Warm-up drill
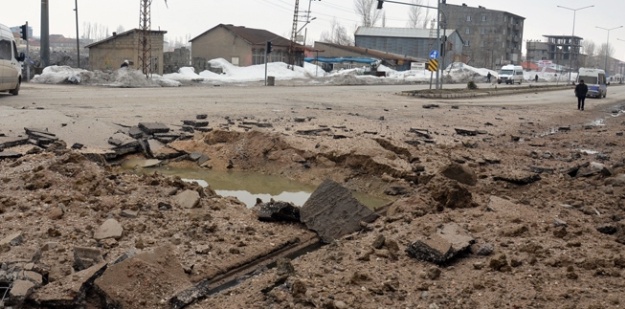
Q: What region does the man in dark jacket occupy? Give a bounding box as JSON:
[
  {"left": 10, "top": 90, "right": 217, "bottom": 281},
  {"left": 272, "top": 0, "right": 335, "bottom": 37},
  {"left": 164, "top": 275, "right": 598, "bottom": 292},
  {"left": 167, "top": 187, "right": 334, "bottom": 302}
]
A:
[{"left": 575, "top": 80, "right": 589, "bottom": 111}]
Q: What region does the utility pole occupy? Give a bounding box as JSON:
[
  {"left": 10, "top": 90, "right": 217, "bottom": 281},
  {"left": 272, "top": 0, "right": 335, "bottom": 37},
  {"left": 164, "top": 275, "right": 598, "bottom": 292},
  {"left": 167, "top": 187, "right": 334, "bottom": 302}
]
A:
[
  {"left": 139, "top": 0, "right": 153, "bottom": 76},
  {"left": 75, "top": 0, "right": 80, "bottom": 68},
  {"left": 288, "top": 0, "right": 300, "bottom": 70},
  {"left": 41, "top": 0, "right": 50, "bottom": 68}
]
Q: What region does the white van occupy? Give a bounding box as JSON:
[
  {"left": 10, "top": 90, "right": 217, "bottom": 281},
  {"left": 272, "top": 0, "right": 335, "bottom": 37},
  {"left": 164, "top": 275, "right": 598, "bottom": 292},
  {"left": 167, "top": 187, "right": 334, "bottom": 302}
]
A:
[
  {"left": 0, "top": 23, "right": 24, "bottom": 95},
  {"left": 577, "top": 68, "right": 607, "bottom": 98},
  {"left": 497, "top": 64, "right": 523, "bottom": 84}
]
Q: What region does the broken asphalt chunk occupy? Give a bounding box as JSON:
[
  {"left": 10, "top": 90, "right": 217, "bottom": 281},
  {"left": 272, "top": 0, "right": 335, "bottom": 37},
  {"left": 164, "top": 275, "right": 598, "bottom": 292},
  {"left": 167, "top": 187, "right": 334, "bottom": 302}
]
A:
[
  {"left": 406, "top": 223, "right": 475, "bottom": 265},
  {"left": 138, "top": 122, "right": 170, "bottom": 135},
  {"left": 0, "top": 136, "right": 29, "bottom": 149},
  {"left": 493, "top": 171, "right": 541, "bottom": 185},
  {"left": 257, "top": 200, "right": 301, "bottom": 222},
  {"left": 300, "top": 179, "right": 379, "bottom": 243}
]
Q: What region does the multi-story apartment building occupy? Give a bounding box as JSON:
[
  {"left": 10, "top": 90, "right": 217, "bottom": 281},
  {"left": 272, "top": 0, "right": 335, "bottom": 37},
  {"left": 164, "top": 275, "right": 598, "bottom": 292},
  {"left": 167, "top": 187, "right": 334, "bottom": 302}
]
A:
[{"left": 440, "top": 3, "right": 524, "bottom": 70}]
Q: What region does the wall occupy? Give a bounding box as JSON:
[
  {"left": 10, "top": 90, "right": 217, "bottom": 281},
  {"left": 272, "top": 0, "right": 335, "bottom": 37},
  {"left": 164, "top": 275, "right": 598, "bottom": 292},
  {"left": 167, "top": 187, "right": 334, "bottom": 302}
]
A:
[
  {"left": 88, "top": 31, "right": 165, "bottom": 74},
  {"left": 191, "top": 27, "right": 252, "bottom": 67}
]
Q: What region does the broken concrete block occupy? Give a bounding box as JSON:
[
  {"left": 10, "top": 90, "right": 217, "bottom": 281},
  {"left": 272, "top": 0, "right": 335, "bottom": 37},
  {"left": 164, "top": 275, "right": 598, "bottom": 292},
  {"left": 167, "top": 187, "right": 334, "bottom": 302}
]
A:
[
  {"left": 139, "top": 122, "right": 170, "bottom": 135},
  {"left": 300, "top": 179, "right": 379, "bottom": 243},
  {"left": 257, "top": 201, "right": 301, "bottom": 222},
  {"left": 174, "top": 190, "right": 200, "bottom": 209},
  {"left": 0, "top": 231, "right": 24, "bottom": 246},
  {"left": 23, "top": 270, "right": 43, "bottom": 285},
  {"left": 30, "top": 262, "right": 107, "bottom": 307},
  {"left": 95, "top": 246, "right": 190, "bottom": 309},
  {"left": 406, "top": 222, "right": 475, "bottom": 265},
  {"left": 94, "top": 219, "right": 123, "bottom": 241},
  {"left": 73, "top": 247, "right": 104, "bottom": 271},
  {"left": 8, "top": 279, "right": 36, "bottom": 303}
]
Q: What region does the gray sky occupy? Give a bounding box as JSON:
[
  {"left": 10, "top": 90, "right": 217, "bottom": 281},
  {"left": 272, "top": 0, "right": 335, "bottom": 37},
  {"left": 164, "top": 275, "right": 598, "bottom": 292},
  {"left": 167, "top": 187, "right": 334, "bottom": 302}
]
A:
[{"left": 3, "top": 0, "right": 625, "bottom": 62}]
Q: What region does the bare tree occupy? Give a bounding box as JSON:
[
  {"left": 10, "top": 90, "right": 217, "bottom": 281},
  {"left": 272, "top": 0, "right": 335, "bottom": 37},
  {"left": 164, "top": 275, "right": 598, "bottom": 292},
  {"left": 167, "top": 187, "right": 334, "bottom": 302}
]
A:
[
  {"left": 421, "top": 0, "right": 432, "bottom": 28},
  {"left": 582, "top": 40, "right": 596, "bottom": 67},
  {"left": 407, "top": 0, "right": 423, "bottom": 28},
  {"left": 596, "top": 42, "right": 615, "bottom": 68},
  {"left": 354, "top": 0, "right": 382, "bottom": 27},
  {"left": 320, "top": 18, "right": 354, "bottom": 45}
]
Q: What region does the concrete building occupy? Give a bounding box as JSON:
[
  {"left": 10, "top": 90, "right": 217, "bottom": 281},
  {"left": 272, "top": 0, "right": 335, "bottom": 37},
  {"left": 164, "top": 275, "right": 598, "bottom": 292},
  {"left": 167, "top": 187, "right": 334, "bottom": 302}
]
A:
[
  {"left": 190, "top": 24, "right": 304, "bottom": 71},
  {"left": 440, "top": 3, "right": 524, "bottom": 69},
  {"left": 354, "top": 27, "right": 465, "bottom": 67},
  {"left": 85, "top": 29, "right": 166, "bottom": 74}
]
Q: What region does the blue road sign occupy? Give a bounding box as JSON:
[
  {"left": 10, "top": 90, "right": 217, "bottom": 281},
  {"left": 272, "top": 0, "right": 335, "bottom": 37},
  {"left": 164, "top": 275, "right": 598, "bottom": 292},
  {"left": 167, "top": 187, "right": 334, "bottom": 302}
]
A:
[{"left": 429, "top": 50, "right": 439, "bottom": 59}]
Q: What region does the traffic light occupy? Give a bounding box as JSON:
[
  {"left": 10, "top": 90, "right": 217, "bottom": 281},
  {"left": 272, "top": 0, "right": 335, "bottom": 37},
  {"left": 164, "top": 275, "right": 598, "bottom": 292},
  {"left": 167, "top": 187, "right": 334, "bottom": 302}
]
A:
[
  {"left": 20, "top": 24, "right": 28, "bottom": 40},
  {"left": 266, "top": 41, "right": 272, "bottom": 54},
  {"left": 377, "top": 0, "right": 384, "bottom": 9}
]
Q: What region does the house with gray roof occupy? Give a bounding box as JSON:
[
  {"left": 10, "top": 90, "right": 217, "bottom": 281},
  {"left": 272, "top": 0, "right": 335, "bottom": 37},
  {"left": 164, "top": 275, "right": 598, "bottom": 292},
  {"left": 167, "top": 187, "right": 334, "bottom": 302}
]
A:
[{"left": 190, "top": 24, "right": 304, "bottom": 70}]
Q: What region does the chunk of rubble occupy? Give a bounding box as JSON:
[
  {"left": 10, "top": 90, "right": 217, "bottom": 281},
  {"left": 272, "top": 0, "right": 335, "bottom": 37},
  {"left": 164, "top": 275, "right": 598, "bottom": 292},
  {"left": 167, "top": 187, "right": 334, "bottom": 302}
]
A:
[
  {"left": 0, "top": 231, "right": 24, "bottom": 246},
  {"left": 256, "top": 200, "right": 301, "bottom": 222},
  {"left": 174, "top": 190, "right": 200, "bottom": 209},
  {"left": 300, "top": 179, "right": 379, "bottom": 243},
  {"left": 7, "top": 280, "right": 36, "bottom": 306},
  {"left": 73, "top": 247, "right": 104, "bottom": 271},
  {"left": 93, "top": 219, "right": 123, "bottom": 240},
  {"left": 94, "top": 246, "right": 191, "bottom": 309},
  {"left": 29, "top": 262, "right": 108, "bottom": 307},
  {"left": 138, "top": 122, "right": 170, "bottom": 135},
  {"left": 0, "top": 136, "right": 29, "bottom": 149},
  {"left": 493, "top": 171, "right": 541, "bottom": 185},
  {"left": 406, "top": 222, "right": 475, "bottom": 265}
]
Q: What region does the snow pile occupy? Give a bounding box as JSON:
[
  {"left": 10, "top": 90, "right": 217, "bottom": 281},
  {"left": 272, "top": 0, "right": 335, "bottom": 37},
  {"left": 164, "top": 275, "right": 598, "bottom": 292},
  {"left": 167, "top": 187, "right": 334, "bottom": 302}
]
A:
[
  {"left": 31, "top": 59, "right": 582, "bottom": 88},
  {"left": 32, "top": 66, "right": 181, "bottom": 88},
  {"left": 31, "top": 66, "right": 91, "bottom": 84}
]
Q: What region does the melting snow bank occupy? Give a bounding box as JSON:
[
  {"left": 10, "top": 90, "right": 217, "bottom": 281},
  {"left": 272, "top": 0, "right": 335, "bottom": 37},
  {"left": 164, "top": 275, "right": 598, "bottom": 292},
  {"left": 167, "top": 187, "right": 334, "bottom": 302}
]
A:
[
  {"left": 31, "top": 66, "right": 181, "bottom": 88},
  {"left": 31, "top": 60, "right": 572, "bottom": 88}
]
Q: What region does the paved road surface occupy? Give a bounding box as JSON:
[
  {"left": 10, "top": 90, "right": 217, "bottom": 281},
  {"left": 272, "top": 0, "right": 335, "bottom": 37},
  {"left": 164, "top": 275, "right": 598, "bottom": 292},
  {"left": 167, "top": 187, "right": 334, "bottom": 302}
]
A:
[{"left": 1, "top": 83, "right": 624, "bottom": 151}]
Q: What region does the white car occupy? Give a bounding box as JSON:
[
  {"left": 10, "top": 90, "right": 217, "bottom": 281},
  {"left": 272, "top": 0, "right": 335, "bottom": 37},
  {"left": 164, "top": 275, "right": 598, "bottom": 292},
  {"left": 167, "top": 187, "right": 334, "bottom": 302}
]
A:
[{"left": 0, "top": 23, "right": 24, "bottom": 95}]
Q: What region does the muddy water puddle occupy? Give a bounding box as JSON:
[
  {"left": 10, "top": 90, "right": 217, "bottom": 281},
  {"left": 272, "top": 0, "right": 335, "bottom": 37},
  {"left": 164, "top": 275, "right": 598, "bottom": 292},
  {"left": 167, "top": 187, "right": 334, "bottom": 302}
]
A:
[{"left": 120, "top": 159, "right": 391, "bottom": 209}]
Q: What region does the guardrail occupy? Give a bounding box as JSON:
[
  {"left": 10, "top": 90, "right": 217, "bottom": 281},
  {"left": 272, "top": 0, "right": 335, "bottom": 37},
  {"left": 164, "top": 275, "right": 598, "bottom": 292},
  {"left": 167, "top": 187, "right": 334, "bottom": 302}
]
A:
[{"left": 400, "top": 84, "right": 574, "bottom": 99}]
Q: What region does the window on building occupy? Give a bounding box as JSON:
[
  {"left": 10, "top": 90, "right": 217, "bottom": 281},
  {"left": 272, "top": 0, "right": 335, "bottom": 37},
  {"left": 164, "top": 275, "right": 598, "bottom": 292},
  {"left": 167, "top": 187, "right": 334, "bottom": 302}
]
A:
[
  {"left": 465, "top": 40, "right": 471, "bottom": 47},
  {"left": 480, "top": 28, "right": 486, "bottom": 35},
  {"left": 482, "top": 15, "right": 487, "bottom": 22},
  {"left": 504, "top": 16, "right": 507, "bottom": 22},
  {"left": 252, "top": 49, "right": 265, "bottom": 65},
  {"left": 465, "top": 28, "right": 470, "bottom": 35},
  {"left": 466, "top": 15, "right": 472, "bottom": 22}
]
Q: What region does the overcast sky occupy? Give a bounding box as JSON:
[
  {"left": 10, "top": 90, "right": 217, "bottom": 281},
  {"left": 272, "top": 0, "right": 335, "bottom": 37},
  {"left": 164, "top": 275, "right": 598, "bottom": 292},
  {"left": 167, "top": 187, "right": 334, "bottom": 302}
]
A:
[{"left": 3, "top": 0, "right": 625, "bottom": 62}]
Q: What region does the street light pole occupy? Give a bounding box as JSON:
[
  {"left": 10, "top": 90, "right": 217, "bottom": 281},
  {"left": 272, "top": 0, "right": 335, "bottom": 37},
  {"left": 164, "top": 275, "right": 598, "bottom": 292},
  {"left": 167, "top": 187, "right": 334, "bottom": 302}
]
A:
[
  {"left": 74, "top": 0, "right": 80, "bottom": 68},
  {"left": 557, "top": 5, "right": 593, "bottom": 82},
  {"left": 618, "top": 38, "right": 625, "bottom": 83},
  {"left": 596, "top": 25, "right": 623, "bottom": 74}
]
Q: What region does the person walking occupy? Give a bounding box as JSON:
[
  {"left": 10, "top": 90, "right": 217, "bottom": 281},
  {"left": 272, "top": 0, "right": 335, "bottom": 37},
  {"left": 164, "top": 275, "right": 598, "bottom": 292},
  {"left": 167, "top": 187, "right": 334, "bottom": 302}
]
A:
[
  {"left": 486, "top": 72, "right": 492, "bottom": 83},
  {"left": 575, "top": 79, "right": 589, "bottom": 111},
  {"left": 534, "top": 74, "right": 538, "bottom": 83}
]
